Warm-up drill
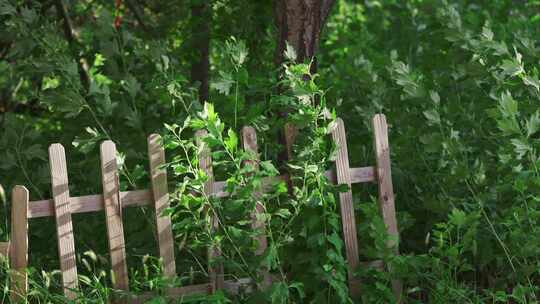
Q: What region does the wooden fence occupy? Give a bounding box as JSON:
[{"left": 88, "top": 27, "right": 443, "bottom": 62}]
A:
[{"left": 0, "top": 114, "right": 401, "bottom": 302}]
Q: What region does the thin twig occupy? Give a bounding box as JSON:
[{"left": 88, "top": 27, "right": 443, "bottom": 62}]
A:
[{"left": 54, "top": 0, "right": 90, "bottom": 91}]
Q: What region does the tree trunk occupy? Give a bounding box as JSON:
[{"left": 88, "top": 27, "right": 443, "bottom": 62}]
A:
[
  {"left": 190, "top": 1, "right": 211, "bottom": 103},
  {"left": 274, "top": 0, "right": 336, "bottom": 163},
  {"left": 274, "top": 0, "right": 335, "bottom": 70}
]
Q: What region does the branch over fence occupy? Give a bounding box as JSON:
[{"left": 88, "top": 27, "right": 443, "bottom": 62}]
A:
[{"left": 3, "top": 114, "right": 401, "bottom": 302}]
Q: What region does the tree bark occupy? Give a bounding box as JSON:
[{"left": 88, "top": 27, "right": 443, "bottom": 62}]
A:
[
  {"left": 274, "top": 0, "right": 336, "bottom": 162},
  {"left": 274, "top": 0, "right": 335, "bottom": 70},
  {"left": 190, "top": 1, "right": 211, "bottom": 103}
]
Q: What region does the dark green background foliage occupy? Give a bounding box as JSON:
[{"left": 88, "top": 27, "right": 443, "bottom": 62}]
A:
[{"left": 0, "top": 0, "right": 539, "bottom": 303}]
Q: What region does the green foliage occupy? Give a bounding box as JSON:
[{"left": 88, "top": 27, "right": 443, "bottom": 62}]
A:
[
  {"left": 321, "top": 0, "right": 540, "bottom": 301},
  {"left": 1, "top": 0, "right": 540, "bottom": 303}
]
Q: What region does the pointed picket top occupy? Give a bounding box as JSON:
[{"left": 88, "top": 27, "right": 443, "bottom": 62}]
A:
[
  {"left": 372, "top": 114, "right": 402, "bottom": 302},
  {"left": 100, "top": 140, "right": 130, "bottom": 292}
]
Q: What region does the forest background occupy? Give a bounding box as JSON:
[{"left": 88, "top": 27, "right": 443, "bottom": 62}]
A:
[{"left": 0, "top": 0, "right": 539, "bottom": 303}]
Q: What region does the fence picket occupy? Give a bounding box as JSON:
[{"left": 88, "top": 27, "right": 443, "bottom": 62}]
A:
[
  {"left": 372, "top": 114, "right": 402, "bottom": 302},
  {"left": 100, "top": 141, "right": 129, "bottom": 294},
  {"left": 331, "top": 118, "right": 361, "bottom": 297},
  {"left": 6, "top": 116, "right": 399, "bottom": 301},
  {"left": 148, "top": 134, "right": 177, "bottom": 278},
  {"left": 10, "top": 185, "right": 28, "bottom": 303},
  {"left": 240, "top": 126, "right": 271, "bottom": 289},
  {"left": 195, "top": 130, "right": 224, "bottom": 291},
  {"left": 49, "top": 144, "right": 79, "bottom": 298}
]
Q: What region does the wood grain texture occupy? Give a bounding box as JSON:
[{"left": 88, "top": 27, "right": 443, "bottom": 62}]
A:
[
  {"left": 28, "top": 190, "right": 151, "bottom": 218},
  {"left": 100, "top": 141, "right": 129, "bottom": 293},
  {"left": 10, "top": 185, "right": 28, "bottom": 303},
  {"left": 195, "top": 130, "right": 224, "bottom": 292},
  {"left": 331, "top": 118, "right": 361, "bottom": 297},
  {"left": 372, "top": 115, "right": 399, "bottom": 244},
  {"left": 240, "top": 126, "right": 271, "bottom": 289},
  {"left": 49, "top": 144, "right": 78, "bottom": 298},
  {"left": 148, "top": 134, "right": 176, "bottom": 278},
  {"left": 372, "top": 114, "right": 402, "bottom": 302}
]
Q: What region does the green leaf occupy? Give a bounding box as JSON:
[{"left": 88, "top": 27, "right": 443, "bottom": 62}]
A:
[
  {"left": 260, "top": 160, "right": 279, "bottom": 176},
  {"left": 211, "top": 71, "right": 234, "bottom": 95},
  {"left": 93, "top": 53, "right": 106, "bottom": 67},
  {"left": 41, "top": 76, "right": 60, "bottom": 90},
  {"left": 449, "top": 208, "right": 467, "bottom": 228},
  {"left": 499, "top": 58, "right": 523, "bottom": 77},
  {"left": 189, "top": 119, "right": 206, "bottom": 130},
  {"left": 498, "top": 91, "right": 518, "bottom": 117},
  {"left": 203, "top": 102, "right": 217, "bottom": 123},
  {"left": 0, "top": 1, "right": 16, "bottom": 15},
  {"left": 270, "top": 282, "right": 289, "bottom": 304},
  {"left": 284, "top": 42, "right": 297, "bottom": 61},
  {"left": 224, "top": 128, "right": 238, "bottom": 153},
  {"left": 526, "top": 111, "right": 540, "bottom": 138},
  {"left": 274, "top": 209, "right": 291, "bottom": 218},
  {"left": 327, "top": 232, "right": 343, "bottom": 251},
  {"left": 123, "top": 74, "right": 140, "bottom": 98},
  {"left": 429, "top": 90, "right": 440, "bottom": 104},
  {"left": 511, "top": 138, "right": 531, "bottom": 158},
  {"left": 423, "top": 109, "right": 440, "bottom": 125},
  {"left": 522, "top": 75, "right": 540, "bottom": 92}
]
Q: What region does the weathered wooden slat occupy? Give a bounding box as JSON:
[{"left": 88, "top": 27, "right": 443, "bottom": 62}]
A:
[
  {"left": 196, "top": 130, "right": 224, "bottom": 292},
  {"left": 0, "top": 241, "right": 9, "bottom": 258},
  {"left": 211, "top": 166, "right": 375, "bottom": 198},
  {"left": 100, "top": 141, "right": 129, "bottom": 293},
  {"left": 131, "top": 278, "right": 253, "bottom": 303},
  {"left": 148, "top": 134, "right": 176, "bottom": 278},
  {"left": 331, "top": 118, "right": 361, "bottom": 297},
  {"left": 240, "top": 126, "right": 271, "bottom": 289},
  {"left": 49, "top": 144, "right": 78, "bottom": 298},
  {"left": 372, "top": 114, "right": 402, "bottom": 302},
  {"left": 10, "top": 185, "right": 28, "bottom": 303},
  {"left": 372, "top": 115, "right": 399, "bottom": 248},
  {"left": 348, "top": 166, "right": 376, "bottom": 184},
  {"left": 28, "top": 190, "right": 151, "bottom": 218},
  {"left": 26, "top": 166, "right": 376, "bottom": 218}
]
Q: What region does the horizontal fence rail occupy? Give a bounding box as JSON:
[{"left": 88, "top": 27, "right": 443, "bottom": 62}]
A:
[
  {"left": 25, "top": 166, "right": 375, "bottom": 218},
  {"left": 5, "top": 114, "right": 401, "bottom": 302}
]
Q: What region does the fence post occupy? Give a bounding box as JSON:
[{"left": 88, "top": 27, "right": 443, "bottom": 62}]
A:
[
  {"left": 147, "top": 134, "right": 176, "bottom": 278},
  {"left": 241, "top": 126, "right": 271, "bottom": 289},
  {"left": 195, "top": 130, "right": 224, "bottom": 292},
  {"left": 372, "top": 114, "right": 402, "bottom": 302},
  {"left": 100, "top": 141, "right": 130, "bottom": 296},
  {"left": 331, "top": 118, "right": 361, "bottom": 297},
  {"left": 49, "top": 144, "right": 79, "bottom": 299},
  {"left": 10, "top": 185, "right": 28, "bottom": 303}
]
